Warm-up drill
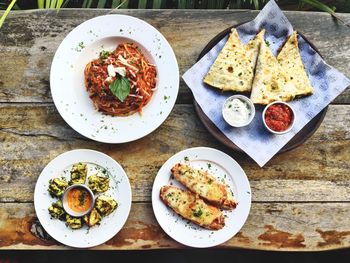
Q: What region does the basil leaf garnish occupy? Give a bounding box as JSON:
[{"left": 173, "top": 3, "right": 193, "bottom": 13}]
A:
[{"left": 109, "top": 77, "right": 130, "bottom": 102}]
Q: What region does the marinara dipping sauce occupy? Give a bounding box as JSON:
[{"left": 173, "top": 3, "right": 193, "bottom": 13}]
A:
[
  {"left": 62, "top": 184, "right": 94, "bottom": 217},
  {"left": 263, "top": 102, "right": 295, "bottom": 133}
]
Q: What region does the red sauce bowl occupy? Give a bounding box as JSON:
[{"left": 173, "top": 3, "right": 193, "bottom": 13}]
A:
[{"left": 262, "top": 101, "right": 295, "bottom": 135}]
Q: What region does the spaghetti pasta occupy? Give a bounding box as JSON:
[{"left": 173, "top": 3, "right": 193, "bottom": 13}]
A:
[{"left": 84, "top": 43, "right": 157, "bottom": 116}]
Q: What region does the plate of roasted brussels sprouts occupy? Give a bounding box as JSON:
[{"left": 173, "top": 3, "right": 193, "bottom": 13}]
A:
[{"left": 34, "top": 149, "right": 132, "bottom": 248}]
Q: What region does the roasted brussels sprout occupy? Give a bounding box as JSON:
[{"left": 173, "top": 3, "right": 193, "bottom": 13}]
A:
[
  {"left": 88, "top": 175, "right": 110, "bottom": 193},
  {"left": 66, "top": 215, "right": 83, "bottom": 229},
  {"left": 69, "top": 163, "right": 87, "bottom": 185},
  {"left": 48, "top": 178, "right": 68, "bottom": 197},
  {"left": 83, "top": 208, "right": 102, "bottom": 227},
  {"left": 95, "top": 195, "right": 118, "bottom": 216},
  {"left": 48, "top": 200, "right": 66, "bottom": 220}
]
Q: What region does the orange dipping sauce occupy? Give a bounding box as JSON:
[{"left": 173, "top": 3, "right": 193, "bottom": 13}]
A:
[{"left": 67, "top": 187, "right": 92, "bottom": 213}]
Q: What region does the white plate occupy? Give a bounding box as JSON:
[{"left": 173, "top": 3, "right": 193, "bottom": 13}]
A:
[
  {"left": 152, "top": 147, "right": 251, "bottom": 248},
  {"left": 34, "top": 149, "right": 132, "bottom": 248},
  {"left": 50, "top": 15, "right": 179, "bottom": 143}
]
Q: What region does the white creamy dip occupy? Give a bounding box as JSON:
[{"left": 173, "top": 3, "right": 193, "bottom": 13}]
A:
[{"left": 223, "top": 98, "right": 252, "bottom": 126}]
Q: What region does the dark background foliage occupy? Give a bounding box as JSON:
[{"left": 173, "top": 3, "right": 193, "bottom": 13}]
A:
[{"left": 1, "top": 0, "right": 350, "bottom": 12}]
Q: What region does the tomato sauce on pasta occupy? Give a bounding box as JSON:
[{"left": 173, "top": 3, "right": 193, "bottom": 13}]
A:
[{"left": 84, "top": 43, "right": 157, "bottom": 116}]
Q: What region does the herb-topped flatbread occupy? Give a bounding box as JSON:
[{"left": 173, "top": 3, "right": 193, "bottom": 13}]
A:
[
  {"left": 250, "top": 35, "right": 296, "bottom": 105},
  {"left": 277, "top": 31, "right": 313, "bottom": 97},
  {"left": 160, "top": 185, "right": 225, "bottom": 230},
  {"left": 245, "top": 29, "right": 265, "bottom": 77},
  {"left": 171, "top": 163, "right": 236, "bottom": 210},
  {"left": 204, "top": 29, "right": 254, "bottom": 92}
]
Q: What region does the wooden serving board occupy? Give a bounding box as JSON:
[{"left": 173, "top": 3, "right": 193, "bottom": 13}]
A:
[{"left": 193, "top": 26, "right": 327, "bottom": 153}]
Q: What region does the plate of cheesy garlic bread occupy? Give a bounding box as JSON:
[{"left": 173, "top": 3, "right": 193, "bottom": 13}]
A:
[{"left": 152, "top": 147, "right": 251, "bottom": 248}]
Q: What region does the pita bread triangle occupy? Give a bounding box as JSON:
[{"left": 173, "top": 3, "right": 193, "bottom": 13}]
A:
[
  {"left": 277, "top": 31, "right": 314, "bottom": 97},
  {"left": 250, "top": 32, "right": 296, "bottom": 105},
  {"left": 204, "top": 28, "right": 257, "bottom": 92},
  {"left": 246, "top": 29, "right": 265, "bottom": 76}
]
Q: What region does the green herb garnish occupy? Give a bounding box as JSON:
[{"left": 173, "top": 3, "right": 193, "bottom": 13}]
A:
[
  {"left": 99, "top": 50, "right": 110, "bottom": 60},
  {"left": 109, "top": 77, "right": 130, "bottom": 102},
  {"left": 79, "top": 191, "right": 86, "bottom": 206},
  {"left": 78, "top": 42, "right": 85, "bottom": 49},
  {"left": 193, "top": 208, "right": 203, "bottom": 217},
  {"left": 265, "top": 40, "right": 270, "bottom": 47}
]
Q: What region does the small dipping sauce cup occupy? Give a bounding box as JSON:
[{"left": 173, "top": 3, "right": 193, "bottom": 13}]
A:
[
  {"left": 262, "top": 101, "right": 295, "bottom": 135},
  {"left": 62, "top": 184, "right": 95, "bottom": 217},
  {"left": 222, "top": 95, "right": 255, "bottom": 127}
]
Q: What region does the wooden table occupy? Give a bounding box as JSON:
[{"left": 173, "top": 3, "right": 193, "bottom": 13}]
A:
[{"left": 0, "top": 9, "right": 349, "bottom": 251}]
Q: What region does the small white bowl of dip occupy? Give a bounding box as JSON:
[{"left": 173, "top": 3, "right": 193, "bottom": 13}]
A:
[
  {"left": 62, "top": 184, "right": 95, "bottom": 217},
  {"left": 222, "top": 95, "right": 255, "bottom": 127}
]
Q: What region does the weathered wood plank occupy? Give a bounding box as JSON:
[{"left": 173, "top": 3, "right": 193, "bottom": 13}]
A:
[
  {"left": 0, "top": 10, "right": 349, "bottom": 104},
  {"left": 0, "top": 104, "right": 349, "bottom": 202},
  {"left": 1, "top": 202, "right": 349, "bottom": 251},
  {"left": 1, "top": 9, "right": 349, "bottom": 252}
]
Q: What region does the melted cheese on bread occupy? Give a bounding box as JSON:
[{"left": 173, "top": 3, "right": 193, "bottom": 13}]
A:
[
  {"left": 250, "top": 37, "right": 296, "bottom": 104},
  {"left": 203, "top": 29, "right": 254, "bottom": 92},
  {"left": 277, "top": 31, "right": 313, "bottom": 97},
  {"left": 171, "top": 163, "right": 236, "bottom": 209},
  {"left": 160, "top": 185, "right": 225, "bottom": 230}
]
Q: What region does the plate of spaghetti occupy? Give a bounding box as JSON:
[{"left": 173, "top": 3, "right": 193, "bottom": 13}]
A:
[
  {"left": 84, "top": 43, "right": 157, "bottom": 116},
  {"left": 50, "top": 15, "right": 179, "bottom": 143}
]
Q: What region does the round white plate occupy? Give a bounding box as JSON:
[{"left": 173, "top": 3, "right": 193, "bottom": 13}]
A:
[
  {"left": 152, "top": 147, "right": 251, "bottom": 248},
  {"left": 50, "top": 15, "right": 179, "bottom": 143},
  {"left": 34, "top": 149, "right": 132, "bottom": 248}
]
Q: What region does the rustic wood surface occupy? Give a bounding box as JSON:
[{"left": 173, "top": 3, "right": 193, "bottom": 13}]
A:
[{"left": 0, "top": 9, "right": 349, "bottom": 251}]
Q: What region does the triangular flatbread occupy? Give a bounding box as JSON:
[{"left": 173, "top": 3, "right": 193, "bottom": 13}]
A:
[
  {"left": 277, "top": 31, "right": 313, "bottom": 97},
  {"left": 246, "top": 29, "right": 265, "bottom": 75},
  {"left": 204, "top": 29, "right": 255, "bottom": 92},
  {"left": 250, "top": 35, "right": 296, "bottom": 105}
]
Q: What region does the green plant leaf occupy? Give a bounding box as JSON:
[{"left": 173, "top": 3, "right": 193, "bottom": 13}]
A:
[
  {"left": 177, "top": 0, "right": 186, "bottom": 9},
  {"left": 138, "top": 0, "right": 147, "bottom": 9},
  {"left": 301, "top": 0, "right": 348, "bottom": 25},
  {"left": 119, "top": 0, "right": 129, "bottom": 8},
  {"left": 301, "top": 0, "right": 336, "bottom": 14},
  {"left": 153, "top": 0, "right": 163, "bottom": 9},
  {"left": 112, "top": 0, "right": 121, "bottom": 8},
  {"left": 50, "top": 0, "right": 57, "bottom": 8},
  {"left": 82, "top": 0, "right": 94, "bottom": 8},
  {"left": 109, "top": 77, "right": 130, "bottom": 102},
  {"left": 0, "top": 0, "right": 16, "bottom": 29},
  {"left": 253, "top": 0, "right": 259, "bottom": 9},
  {"left": 56, "top": 0, "right": 64, "bottom": 12},
  {"left": 186, "top": 0, "right": 195, "bottom": 8},
  {"left": 97, "top": 0, "right": 107, "bottom": 8},
  {"left": 38, "top": 0, "right": 44, "bottom": 9},
  {"left": 228, "top": 0, "right": 265, "bottom": 9}
]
